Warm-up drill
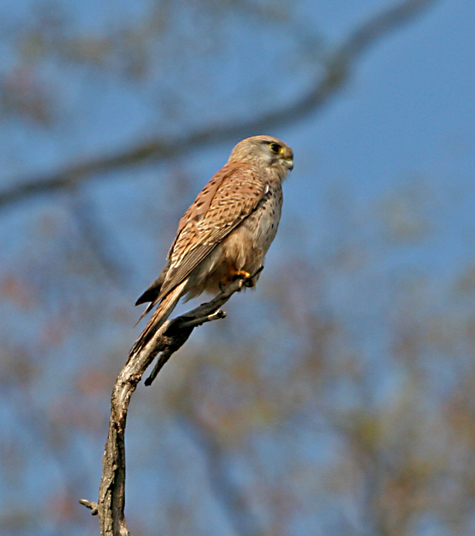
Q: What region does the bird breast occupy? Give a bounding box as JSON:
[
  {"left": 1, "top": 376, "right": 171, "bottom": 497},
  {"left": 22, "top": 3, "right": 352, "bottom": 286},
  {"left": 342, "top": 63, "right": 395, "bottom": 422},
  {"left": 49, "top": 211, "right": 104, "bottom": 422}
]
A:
[{"left": 185, "top": 182, "right": 283, "bottom": 298}]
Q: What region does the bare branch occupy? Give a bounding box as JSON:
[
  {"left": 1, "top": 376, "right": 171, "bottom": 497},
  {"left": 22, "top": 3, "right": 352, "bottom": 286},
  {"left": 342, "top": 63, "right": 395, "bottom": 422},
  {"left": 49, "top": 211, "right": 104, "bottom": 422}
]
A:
[
  {"left": 80, "top": 277, "right": 247, "bottom": 536},
  {"left": 179, "top": 415, "right": 265, "bottom": 536},
  {"left": 144, "top": 309, "right": 227, "bottom": 386},
  {"left": 1, "top": 0, "right": 439, "bottom": 211}
]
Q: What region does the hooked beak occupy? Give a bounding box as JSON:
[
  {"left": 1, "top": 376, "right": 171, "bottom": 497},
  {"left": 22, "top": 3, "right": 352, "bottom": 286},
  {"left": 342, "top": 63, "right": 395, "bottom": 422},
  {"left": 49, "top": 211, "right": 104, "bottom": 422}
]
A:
[{"left": 284, "top": 158, "right": 294, "bottom": 171}]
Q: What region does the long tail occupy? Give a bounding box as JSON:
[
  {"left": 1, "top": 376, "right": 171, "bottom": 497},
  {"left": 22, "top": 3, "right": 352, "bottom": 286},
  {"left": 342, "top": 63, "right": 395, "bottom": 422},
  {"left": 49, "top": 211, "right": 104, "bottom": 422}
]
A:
[{"left": 129, "top": 279, "right": 188, "bottom": 357}]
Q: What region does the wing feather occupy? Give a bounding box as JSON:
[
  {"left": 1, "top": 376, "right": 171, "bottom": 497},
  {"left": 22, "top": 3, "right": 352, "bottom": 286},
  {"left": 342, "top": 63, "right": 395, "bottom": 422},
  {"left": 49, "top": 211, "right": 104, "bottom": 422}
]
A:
[{"left": 158, "top": 162, "right": 266, "bottom": 299}]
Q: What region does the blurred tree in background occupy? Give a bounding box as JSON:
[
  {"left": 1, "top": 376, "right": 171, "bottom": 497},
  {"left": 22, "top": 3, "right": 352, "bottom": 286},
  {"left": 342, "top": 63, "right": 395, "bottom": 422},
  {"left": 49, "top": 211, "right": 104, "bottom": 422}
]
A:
[{"left": 2, "top": 0, "right": 475, "bottom": 535}]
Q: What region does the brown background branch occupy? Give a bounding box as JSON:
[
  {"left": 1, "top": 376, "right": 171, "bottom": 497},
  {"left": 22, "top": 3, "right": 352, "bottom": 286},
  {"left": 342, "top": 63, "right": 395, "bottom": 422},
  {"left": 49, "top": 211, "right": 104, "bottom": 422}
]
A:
[
  {"left": 0, "top": 0, "right": 438, "bottom": 211},
  {"left": 179, "top": 415, "right": 265, "bottom": 536}
]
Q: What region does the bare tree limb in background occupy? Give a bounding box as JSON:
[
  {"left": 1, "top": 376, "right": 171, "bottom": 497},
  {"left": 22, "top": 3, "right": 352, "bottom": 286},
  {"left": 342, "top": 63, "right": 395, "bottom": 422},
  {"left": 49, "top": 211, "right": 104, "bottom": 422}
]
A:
[
  {"left": 179, "top": 415, "right": 265, "bottom": 536},
  {"left": 79, "top": 277, "right": 249, "bottom": 536},
  {"left": 0, "top": 0, "right": 438, "bottom": 211}
]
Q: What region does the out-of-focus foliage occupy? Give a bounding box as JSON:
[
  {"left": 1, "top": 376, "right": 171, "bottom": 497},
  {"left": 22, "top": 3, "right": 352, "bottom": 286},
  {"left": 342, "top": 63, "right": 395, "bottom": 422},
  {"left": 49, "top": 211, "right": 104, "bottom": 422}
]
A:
[{"left": 2, "top": 1, "right": 475, "bottom": 536}]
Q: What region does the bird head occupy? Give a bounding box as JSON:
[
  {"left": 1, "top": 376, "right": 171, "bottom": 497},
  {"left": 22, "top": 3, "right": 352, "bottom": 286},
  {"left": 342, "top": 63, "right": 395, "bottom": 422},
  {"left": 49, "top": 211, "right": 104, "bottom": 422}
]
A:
[{"left": 228, "top": 135, "right": 294, "bottom": 177}]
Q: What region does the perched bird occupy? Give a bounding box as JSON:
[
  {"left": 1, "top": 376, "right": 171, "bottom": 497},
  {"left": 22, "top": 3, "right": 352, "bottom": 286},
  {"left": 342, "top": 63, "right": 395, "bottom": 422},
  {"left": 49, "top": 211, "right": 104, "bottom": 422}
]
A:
[{"left": 130, "top": 135, "right": 293, "bottom": 356}]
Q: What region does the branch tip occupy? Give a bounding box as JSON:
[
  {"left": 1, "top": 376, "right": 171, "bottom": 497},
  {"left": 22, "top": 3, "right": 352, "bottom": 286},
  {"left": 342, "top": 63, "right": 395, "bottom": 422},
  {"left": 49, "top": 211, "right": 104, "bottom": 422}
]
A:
[{"left": 79, "top": 498, "right": 99, "bottom": 515}]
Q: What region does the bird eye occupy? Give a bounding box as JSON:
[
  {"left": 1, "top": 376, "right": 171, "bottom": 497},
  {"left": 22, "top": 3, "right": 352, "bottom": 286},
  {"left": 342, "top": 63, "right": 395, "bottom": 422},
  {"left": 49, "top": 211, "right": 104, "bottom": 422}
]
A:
[{"left": 269, "top": 143, "right": 282, "bottom": 154}]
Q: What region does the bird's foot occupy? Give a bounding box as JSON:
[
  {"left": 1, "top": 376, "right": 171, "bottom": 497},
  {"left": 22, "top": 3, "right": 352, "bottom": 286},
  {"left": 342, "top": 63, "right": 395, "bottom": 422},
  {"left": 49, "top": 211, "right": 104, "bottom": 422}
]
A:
[
  {"left": 230, "top": 269, "right": 252, "bottom": 281},
  {"left": 220, "top": 269, "right": 255, "bottom": 291}
]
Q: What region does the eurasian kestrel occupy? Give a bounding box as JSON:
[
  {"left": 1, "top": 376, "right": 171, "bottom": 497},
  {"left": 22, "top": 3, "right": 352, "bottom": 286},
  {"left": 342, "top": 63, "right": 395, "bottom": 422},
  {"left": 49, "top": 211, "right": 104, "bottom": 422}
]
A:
[{"left": 130, "top": 135, "right": 293, "bottom": 356}]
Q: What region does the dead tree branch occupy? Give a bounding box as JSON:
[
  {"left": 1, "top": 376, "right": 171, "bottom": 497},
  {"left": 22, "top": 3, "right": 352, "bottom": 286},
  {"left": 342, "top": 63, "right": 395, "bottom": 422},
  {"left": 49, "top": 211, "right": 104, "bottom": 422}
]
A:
[
  {"left": 80, "top": 277, "right": 248, "bottom": 536},
  {"left": 0, "top": 0, "right": 438, "bottom": 211}
]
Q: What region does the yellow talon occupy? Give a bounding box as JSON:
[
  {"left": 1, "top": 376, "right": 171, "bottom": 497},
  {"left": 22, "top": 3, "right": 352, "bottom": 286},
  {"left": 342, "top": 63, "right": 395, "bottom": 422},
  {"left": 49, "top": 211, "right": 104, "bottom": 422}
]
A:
[
  {"left": 230, "top": 269, "right": 255, "bottom": 288},
  {"left": 219, "top": 269, "right": 253, "bottom": 290},
  {"left": 230, "top": 269, "right": 252, "bottom": 281}
]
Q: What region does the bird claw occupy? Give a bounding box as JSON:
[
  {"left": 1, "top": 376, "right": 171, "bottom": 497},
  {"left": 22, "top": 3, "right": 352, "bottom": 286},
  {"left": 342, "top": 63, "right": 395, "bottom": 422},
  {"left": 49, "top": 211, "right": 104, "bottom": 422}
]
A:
[
  {"left": 219, "top": 267, "right": 264, "bottom": 291},
  {"left": 219, "top": 269, "right": 255, "bottom": 291},
  {"left": 230, "top": 270, "right": 252, "bottom": 282},
  {"left": 231, "top": 269, "right": 256, "bottom": 288},
  {"left": 245, "top": 266, "right": 264, "bottom": 287}
]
